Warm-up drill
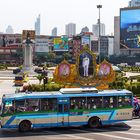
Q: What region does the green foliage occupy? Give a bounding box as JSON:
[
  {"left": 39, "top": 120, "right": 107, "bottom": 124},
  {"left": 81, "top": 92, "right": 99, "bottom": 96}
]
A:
[
  {"left": 27, "top": 83, "right": 65, "bottom": 92},
  {"left": 34, "top": 74, "right": 44, "bottom": 84},
  {"left": 0, "top": 64, "right": 7, "bottom": 70}
]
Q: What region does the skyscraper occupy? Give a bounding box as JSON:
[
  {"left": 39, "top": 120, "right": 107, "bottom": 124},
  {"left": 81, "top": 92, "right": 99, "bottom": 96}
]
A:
[
  {"left": 6, "top": 25, "right": 14, "bottom": 34},
  {"left": 92, "top": 19, "right": 105, "bottom": 37},
  {"left": 65, "top": 23, "right": 76, "bottom": 36},
  {"left": 129, "top": 0, "right": 140, "bottom": 7},
  {"left": 52, "top": 27, "right": 57, "bottom": 36},
  {"left": 35, "top": 14, "right": 40, "bottom": 35}
]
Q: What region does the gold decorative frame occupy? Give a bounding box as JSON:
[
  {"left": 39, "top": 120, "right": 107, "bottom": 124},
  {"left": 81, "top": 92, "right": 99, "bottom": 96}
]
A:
[
  {"left": 96, "top": 59, "right": 115, "bottom": 83},
  {"left": 76, "top": 45, "right": 97, "bottom": 85}
]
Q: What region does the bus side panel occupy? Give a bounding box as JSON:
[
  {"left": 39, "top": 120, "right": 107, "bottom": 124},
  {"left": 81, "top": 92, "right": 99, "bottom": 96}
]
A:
[{"left": 69, "top": 115, "right": 87, "bottom": 126}]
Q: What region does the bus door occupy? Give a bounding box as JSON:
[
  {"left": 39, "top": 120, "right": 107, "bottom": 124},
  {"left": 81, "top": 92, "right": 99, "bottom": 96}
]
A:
[{"left": 57, "top": 98, "right": 69, "bottom": 126}]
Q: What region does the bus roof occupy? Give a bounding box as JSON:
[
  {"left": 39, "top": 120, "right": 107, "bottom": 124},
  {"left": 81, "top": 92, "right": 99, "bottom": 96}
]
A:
[
  {"left": 59, "top": 87, "right": 98, "bottom": 93},
  {"left": 2, "top": 89, "right": 133, "bottom": 101}
]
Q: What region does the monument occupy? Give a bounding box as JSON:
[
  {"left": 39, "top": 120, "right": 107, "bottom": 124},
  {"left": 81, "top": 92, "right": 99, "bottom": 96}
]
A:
[{"left": 22, "top": 30, "right": 35, "bottom": 74}]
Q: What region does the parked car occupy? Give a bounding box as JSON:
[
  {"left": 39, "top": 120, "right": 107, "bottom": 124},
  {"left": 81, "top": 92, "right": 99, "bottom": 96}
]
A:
[{"left": 13, "top": 68, "right": 21, "bottom": 74}]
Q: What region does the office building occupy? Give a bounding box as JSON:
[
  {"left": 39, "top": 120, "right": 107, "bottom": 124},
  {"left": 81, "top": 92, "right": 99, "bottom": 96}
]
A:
[
  {"left": 129, "top": 0, "right": 140, "bottom": 7},
  {"left": 114, "top": 16, "right": 120, "bottom": 55},
  {"left": 52, "top": 27, "right": 57, "bottom": 36},
  {"left": 81, "top": 26, "right": 89, "bottom": 33},
  {"left": 92, "top": 19, "right": 105, "bottom": 37},
  {"left": 35, "top": 14, "right": 40, "bottom": 35},
  {"left": 6, "top": 25, "right": 14, "bottom": 34},
  {"left": 65, "top": 23, "right": 76, "bottom": 36}
]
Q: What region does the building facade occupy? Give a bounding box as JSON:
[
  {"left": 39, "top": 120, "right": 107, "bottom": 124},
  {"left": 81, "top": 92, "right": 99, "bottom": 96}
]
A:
[
  {"left": 129, "top": 0, "right": 140, "bottom": 7},
  {"left": 6, "top": 25, "right": 14, "bottom": 34},
  {"left": 52, "top": 27, "right": 57, "bottom": 36},
  {"left": 114, "top": 16, "right": 120, "bottom": 55},
  {"left": 92, "top": 19, "right": 105, "bottom": 37},
  {"left": 81, "top": 26, "right": 89, "bottom": 33},
  {"left": 35, "top": 14, "right": 40, "bottom": 35},
  {"left": 65, "top": 23, "right": 76, "bottom": 36}
]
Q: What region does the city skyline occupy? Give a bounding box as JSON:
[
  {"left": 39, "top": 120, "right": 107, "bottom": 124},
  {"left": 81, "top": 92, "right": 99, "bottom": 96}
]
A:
[{"left": 0, "top": 0, "right": 129, "bottom": 35}]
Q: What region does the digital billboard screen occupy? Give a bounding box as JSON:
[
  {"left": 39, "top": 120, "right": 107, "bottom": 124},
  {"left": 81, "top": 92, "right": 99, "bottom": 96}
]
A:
[
  {"left": 120, "top": 7, "right": 140, "bottom": 49},
  {"left": 53, "top": 36, "right": 69, "bottom": 51}
]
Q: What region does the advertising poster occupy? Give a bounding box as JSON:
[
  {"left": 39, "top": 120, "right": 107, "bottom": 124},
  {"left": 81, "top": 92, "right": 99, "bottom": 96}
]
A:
[
  {"left": 22, "top": 30, "right": 35, "bottom": 43},
  {"left": 81, "top": 36, "right": 90, "bottom": 46},
  {"left": 0, "top": 34, "right": 21, "bottom": 47},
  {"left": 120, "top": 8, "right": 140, "bottom": 49},
  {"left": 53, "top": 36, "right": 69, "bottom": 51}
]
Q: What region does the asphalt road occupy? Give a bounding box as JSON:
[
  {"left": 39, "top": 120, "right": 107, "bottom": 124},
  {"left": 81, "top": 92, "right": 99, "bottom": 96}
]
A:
[{"left": 0, "top": 119, "right": 140, "bottom": 140}]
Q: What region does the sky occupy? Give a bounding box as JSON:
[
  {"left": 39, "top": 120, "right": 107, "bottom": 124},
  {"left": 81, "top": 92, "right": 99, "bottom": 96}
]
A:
[{"left": 0, "top": 0, "right": 130, "bottom": 35}]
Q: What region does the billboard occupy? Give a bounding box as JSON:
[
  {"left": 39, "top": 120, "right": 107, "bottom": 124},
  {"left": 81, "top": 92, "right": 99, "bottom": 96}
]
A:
[
  {"left": 81, "top": 36, "right": 90, "bottom": 46},
  {"left": 53, "top": 36, "right": 69, "bottom": 51},
  {"left": 22, "top": 30, "right": 35, "bottom": 43},
  {"left": 0, "top": 34, "right": 22, "bottom": 47},
  {"left": 120, "top": 7, "right": 140, "bottom": 49},
  {"left": 35, "top": 36, "right": 50, "bottom": 53}
]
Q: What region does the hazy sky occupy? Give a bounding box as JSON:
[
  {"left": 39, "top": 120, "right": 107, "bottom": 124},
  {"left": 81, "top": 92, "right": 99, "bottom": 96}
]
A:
[{"left": 0, "top": 0, "right": 129, "bottom": 35}]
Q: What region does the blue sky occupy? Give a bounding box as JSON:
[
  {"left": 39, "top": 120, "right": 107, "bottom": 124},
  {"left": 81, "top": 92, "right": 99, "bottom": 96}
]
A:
[{"left": 0, "top": 0, "right": 129, "bottom": 35}]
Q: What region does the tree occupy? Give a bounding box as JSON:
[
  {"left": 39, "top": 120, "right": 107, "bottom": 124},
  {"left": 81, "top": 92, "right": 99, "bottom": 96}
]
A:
[{"left": 35, "top": 74, "right": 44, "bottom": 84}]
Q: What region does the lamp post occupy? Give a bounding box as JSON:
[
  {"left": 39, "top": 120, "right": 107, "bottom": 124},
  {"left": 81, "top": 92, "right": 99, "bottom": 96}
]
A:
[{"left": 97, "top": 5, "right": 102, "bottom": 63}]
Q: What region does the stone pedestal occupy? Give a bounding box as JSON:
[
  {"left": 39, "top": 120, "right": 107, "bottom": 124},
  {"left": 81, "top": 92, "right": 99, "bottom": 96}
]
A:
[{"left": 22, "top": 44, "right": 35, "bottom": 76}]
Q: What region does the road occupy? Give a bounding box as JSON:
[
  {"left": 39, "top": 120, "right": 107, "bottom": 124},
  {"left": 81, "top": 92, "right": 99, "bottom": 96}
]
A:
[{"left": 0, "top": 119, "right": 140, "bottom": 140}]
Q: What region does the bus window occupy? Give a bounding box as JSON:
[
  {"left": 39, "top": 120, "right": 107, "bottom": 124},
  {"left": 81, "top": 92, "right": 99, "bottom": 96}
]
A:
[
  {"left": 15, "top": 99, "right": 26, "bottom": 113},
  {"left": 103, "top": 96, "right": 118, "bottom": 109},
  {"left": 70, "top": 97, "right": 86, "bottom": 110},
  {"left": 3, "top": 101, "right": 14, "bottom": 115},
  {"left": 41, "top": 98, "right": 57, "bottom": 112},
  {"left": 118, "top": 96, "right": 132, "bottom": 108},
  {"left": 87, "top": 97, "right": 102, "bottom": 110},
  {"left": 25, "top": 99, "right": 40, "bottom": 112}
]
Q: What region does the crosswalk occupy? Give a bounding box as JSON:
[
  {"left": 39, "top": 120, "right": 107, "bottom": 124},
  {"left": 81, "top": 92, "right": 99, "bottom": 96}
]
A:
[{"left": 1, "top": 119, "right": 140, "bottom": 140}]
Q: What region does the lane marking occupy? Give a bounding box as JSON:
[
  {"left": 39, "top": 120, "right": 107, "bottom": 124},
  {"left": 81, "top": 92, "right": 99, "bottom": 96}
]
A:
[
  {"left": 110, "top": 126, "right": 140, "bottom": 131},
  {"left": 44, "top": 130, "right": 94, "bottom": 140},
  {"left": 70, "top": 129, "right": 139, "bottom": 140},
  {"left": 117, "top": 131, "right": 140, "bottom": 136}
]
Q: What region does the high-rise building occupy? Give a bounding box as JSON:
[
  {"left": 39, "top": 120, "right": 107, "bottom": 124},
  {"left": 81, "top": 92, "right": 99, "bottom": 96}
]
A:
[
  {"left": 114, "top": 16, "right": 120, "bottom": 55},
  {"left": 65, "top": 23, "right": 76, "bottom": 36},
  {"left": 92, "top": 19, "right": 105, "bottom": 37},
  {"left": 6, "top": 25, "right": 14, "bottom": 34},
  {"left": 52, "top": 27, "right": 57, "bottom": 36},
  {"left": 81, "top": 26, "right": 89, "bottom": 33},
  {"left": 129, "top": 0, "right": 140, "bottom": 7},
  {"left": 35, "top": 14, "right": 40, "bottom": 35}
]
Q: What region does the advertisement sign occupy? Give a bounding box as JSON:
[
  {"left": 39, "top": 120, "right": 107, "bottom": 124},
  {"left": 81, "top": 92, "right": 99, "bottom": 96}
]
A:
[
  {"left": 53, "top": 36, "right": 69, "bottom": 51},
  {"left": 22, "top": 30, "right": 35, "bottom": 43},
  {"left": 81, "top": 36, "right": 90, "bottom": 45},
  {"left": 35, "top": 37, "right": 50, "bottom": 52},
  {"left": 0, "top": 34, "right": 21, "bottom": 47},
  {"left": 120, "top": 8, "right": 140, "bottom": 49}
]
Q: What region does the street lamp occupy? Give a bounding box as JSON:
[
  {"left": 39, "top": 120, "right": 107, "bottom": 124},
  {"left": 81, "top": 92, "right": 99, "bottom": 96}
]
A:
[{"left": 97, "top": 4, "right": 102, "bottom": 63}]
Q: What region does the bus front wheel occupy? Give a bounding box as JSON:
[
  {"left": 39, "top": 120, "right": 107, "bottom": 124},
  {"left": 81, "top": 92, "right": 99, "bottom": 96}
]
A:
[
  {"left": 88, "top": 117, "right": 101, "bottom": 128},
  {"left": 19, "top": 120, "right": 31, "bottom": 132}
]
